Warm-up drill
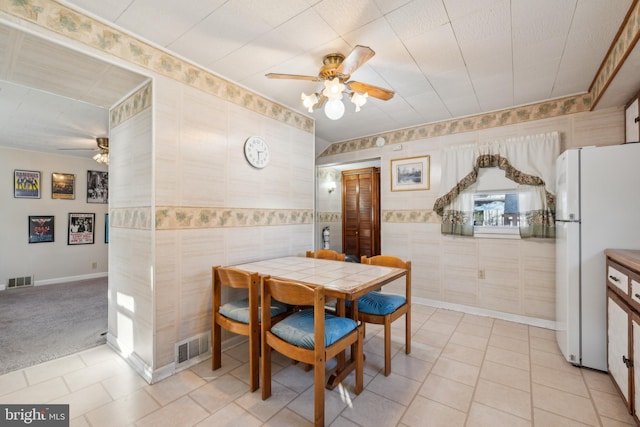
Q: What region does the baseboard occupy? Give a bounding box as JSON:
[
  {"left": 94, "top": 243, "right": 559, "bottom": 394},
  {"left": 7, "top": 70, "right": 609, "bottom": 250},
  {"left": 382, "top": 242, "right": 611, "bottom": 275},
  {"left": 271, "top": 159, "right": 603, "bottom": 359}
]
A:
[
  {"left": 35, "top": 272, "right": 108, "bottom": 286},
  {"left": 413, "top": 297, "right": 557, "bottom": 330}
]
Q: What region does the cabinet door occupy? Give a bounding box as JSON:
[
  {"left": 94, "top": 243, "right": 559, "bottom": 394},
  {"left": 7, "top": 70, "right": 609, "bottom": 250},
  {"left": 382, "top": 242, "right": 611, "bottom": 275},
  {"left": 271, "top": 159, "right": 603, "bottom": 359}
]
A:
[
  {"left": 634, "top": 315, "right": 640, "bottom": 418},
  {"left": 626, "top": 97, "right": 639, "bottom": 143},
  {"left": 609, "top": 293, "right": 630, "bottom": 404},
  {"left": 342, "top": 167, "right": 380, "bottom": 258}
]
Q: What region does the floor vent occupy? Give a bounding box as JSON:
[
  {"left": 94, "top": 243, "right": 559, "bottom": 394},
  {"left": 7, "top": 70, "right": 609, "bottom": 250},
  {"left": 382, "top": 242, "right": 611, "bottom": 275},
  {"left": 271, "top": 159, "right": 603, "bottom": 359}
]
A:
[
  {"left": 175, "top": 333, "right": 209, "bottom": 366},
  {"left": 7, "top": 276, "right": 33, "bottom": 289}
]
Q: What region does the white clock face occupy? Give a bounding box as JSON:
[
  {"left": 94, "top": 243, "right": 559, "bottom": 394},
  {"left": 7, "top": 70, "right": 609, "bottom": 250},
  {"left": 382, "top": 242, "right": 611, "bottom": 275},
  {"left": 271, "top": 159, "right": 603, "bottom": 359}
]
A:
[{"left": 244, "top": 136, "right": 270, "bottom": 169}]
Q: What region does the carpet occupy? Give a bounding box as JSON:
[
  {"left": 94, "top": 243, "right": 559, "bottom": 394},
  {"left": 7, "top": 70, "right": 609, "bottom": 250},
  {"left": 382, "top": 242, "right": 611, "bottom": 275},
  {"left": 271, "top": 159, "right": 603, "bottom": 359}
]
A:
[{"left": 0, "top": 277, "right": 107, "bottom": 375}]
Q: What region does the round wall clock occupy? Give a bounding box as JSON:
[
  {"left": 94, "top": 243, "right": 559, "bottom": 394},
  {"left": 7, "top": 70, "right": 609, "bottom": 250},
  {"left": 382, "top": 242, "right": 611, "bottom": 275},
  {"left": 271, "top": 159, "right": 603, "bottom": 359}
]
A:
[{"left": 244, "top": 136, "right": 270, "bottom": 169}]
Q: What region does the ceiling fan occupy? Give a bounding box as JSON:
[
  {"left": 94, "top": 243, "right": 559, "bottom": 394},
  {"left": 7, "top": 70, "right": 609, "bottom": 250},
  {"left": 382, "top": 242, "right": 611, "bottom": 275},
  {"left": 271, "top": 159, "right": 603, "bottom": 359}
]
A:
[
  {"left": 266, "top": 45, "right": 394, "bottom": 119},
  {"left": 58, "top": 137, "right": 109, "bottom": 165}
]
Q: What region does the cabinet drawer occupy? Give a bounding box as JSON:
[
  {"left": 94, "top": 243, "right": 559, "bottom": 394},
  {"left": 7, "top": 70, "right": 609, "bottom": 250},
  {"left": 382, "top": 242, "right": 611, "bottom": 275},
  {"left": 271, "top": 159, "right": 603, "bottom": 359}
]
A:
[{"left": 609, "top": 264, "right": 630, "bottom": 294}]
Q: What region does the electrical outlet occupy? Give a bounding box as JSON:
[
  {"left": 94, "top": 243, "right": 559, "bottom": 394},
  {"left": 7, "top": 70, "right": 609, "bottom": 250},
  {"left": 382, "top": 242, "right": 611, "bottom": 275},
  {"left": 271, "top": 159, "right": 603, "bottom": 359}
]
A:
[
  {"left": 478, "top": 269, "right": 485, "bottom": 279},
  {"left": 92, "top": 262, "right": 97, "bottom": 269}
]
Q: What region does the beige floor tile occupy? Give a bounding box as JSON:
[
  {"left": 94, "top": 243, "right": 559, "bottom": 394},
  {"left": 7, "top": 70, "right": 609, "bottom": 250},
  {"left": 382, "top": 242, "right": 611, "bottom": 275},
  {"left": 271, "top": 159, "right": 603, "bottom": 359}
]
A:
[
  {"left": 69, "top": 415, "right": 90, "bottom": 427},
  {"left": 135, "top": 395, "right": 209, "bottom": 427},
  {"left": 530, "top": 335, "right": 562, "bottom": 354},
  {"left": 287, "top": 382, "right": 349, "bottom": 425},
  {"left": 480, "top": 360, "right": 530, "bottom": 392},
  {"left": 235, "top": 380, "right": 299, "bottom": 421},
  {"left": 421, "top": 319, "right": 458, "bottom": 336},
  {"left": 329, "top": 415, "right": 360, "bottom": 427},
  {"left": 23, "top": 354, "right": 86, "bottom": 385},
  {"left": 530, "top": 348, "right": 581, "bottom": 375},
  {"left": 64, "top": 358, "right": 132, "bottom": 392},
  {"left": 473, "top": 378, "right": 531, "bottom": 419},
  {"left": 272, "top": 363, "right": 316, "bottom": 393},
  {"left": 532, "top": 383, "right": 599, "bottom": 425},
  {"left": 429, "top": 309, "right": 464, "bottom": 325},
  {"left": 467, "top": 402, "right": 531, "bottom": 427},
  {"left": 419, "top": 373, "right": 474, "bottom": 412},
  {"left": 401, "top": 395, "right": 466, "bottom": 427},
  {"left": 400, "top": 340, "right": 441, "bottom": 364},
  {"left": 195, "top": 402, "right": 262, "bottom": 427},
  {"left": 387, "top": 352, "right": 433, "bottom": 382},
  {"left": 531, "top": 363, "right": 589, "bottom": 396},
  {"left": 188, "top": 373, "right": 251, "bottom": 413},
  {"left": 529, "top": 326, "right": 556, "bottom": 341},
  {"left": 365, "top": 371, "right": 421, "bottom": 405},
  {"left": 488, "top": 333, "right": 530, "bottom": 355},
  {"left": 441, "top": 342, "right": 485, "bottom": 366},
  {"left": 1, "top": 377, "right": 70, "bottom": 404},
  {"left": 412, "top": 328, "right": 451, "bottom": 349},
  {"left": 430, "top": 357, "right": 480, "bottom": 386},
  {"left": 448, "top": 330, "right": 489, "bottom": 352},
  {"left": 460, "top": 313, "right": 495, "bottom": 328},
  {"left": 84, "top": 388, "right": 159, "bottom": 427},
  {"left": 192, "top": 352, "right": 243, "bottom": 381},
  {"left": 491, "top": 321, "right": 529, "bottom": 341},
  {"left": 484, "top": 345, "right": 530, "bottom": 370},
  {"left": 341, "top": 390, "right": 406, "bottom": 426},
  {"left": 100, "top": 368, "right": 149, "bottom": 400},
  {"left": 0, "top": 370, "right": 28, "bottom": 397},
  {"left": 262, "top": 407, "right": 313, "bottom": 426},
  {"left": 533, "top": 408, "right": 592, "bottom": 426},
  {"left": 143, "top": 369, "right": 207, "bottom": 406},
  {"left": 581, "top": 368, "right": 620, "bottom": 395},
  {"left": 590, "top": 389, "right": 637, "bottom": 424},
  {"left": 453, "top": 321, "right": 492, "bottom": 338},
  {"left": 48, "top": 382, "right": 113, "bottom": 419},
  {"left": 78, "top": 345, "right": 121, "bottom": 366},
  {"left": 600, "top": 415, "right": 637, "bottom": 426}
]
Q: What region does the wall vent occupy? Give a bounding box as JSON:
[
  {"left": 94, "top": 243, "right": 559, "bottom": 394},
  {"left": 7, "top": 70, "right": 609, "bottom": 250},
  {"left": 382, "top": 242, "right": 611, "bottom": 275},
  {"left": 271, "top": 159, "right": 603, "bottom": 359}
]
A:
[
  {"left": 175, "top": 333, "right": 209, "bottom": 366},
  {"left": 7, "top": 276, "right": 33, "bottom": 289}
]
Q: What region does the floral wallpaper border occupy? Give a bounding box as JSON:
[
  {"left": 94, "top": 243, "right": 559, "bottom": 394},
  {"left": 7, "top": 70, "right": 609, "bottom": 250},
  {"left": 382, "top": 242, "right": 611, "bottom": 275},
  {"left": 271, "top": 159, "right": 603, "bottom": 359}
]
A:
[
  {"left": 155, "top": 207, "right": 314, "bottom": 230},
  {"left": 317, "top": 212, "right": 341, "bottom": 223},
  {"left": 383, "top": 210, "right": 440, "bottom": 224},
  {"left": 110, "top": 82, "right": 152, "bottom": 128},
  {"left": 0, "top": 0, "right": 312, "bottom": 134}
]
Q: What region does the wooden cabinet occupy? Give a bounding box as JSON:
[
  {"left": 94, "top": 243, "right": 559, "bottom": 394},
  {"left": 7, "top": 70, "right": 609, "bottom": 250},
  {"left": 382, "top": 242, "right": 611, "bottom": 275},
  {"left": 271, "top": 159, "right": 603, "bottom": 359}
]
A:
[
  {"left": 625, "top": 93, "right": 640, "bottom": 143},
  {"left": 605, "top": 249, "right": 640, "bottom": 423},
  {"left": 342, "top": 167, "right": 380, "bottom": 258}
]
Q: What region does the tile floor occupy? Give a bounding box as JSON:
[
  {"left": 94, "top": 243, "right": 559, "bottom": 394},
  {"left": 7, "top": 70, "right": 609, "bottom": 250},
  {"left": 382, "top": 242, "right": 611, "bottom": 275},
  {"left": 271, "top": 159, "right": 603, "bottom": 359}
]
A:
[{"left": 0, "top": 305, "right": 636, "bottom": 426}]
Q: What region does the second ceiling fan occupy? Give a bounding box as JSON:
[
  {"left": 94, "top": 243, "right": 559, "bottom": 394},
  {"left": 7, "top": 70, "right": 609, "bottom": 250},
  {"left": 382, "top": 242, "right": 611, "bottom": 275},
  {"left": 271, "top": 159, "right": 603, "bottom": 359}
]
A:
[{"left": 266, "top": 45, "right": 394, "bottom": 119}]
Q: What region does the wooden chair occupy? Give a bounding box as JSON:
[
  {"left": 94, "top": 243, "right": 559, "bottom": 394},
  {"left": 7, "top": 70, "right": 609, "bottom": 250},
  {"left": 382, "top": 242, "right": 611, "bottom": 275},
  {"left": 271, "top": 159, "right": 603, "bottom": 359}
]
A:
[
  {"left": 306, "top": 249, "right": 346, "bottom": 261},
  {"left": 261, "top": 276, "right": 363, "bottom": 426},
  {"left": 211, "top": 266, "right": 292, "bottom": 392},
  {"left": 357, "top": 255, "right": 411, "bottom": 376}
]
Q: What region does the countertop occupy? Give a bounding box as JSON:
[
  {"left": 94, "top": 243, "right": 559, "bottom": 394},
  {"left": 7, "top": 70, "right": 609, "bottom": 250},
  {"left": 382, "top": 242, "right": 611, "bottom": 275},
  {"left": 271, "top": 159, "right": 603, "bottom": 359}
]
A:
[{"left": 605, "top": 249, "right": 640, "bottom": 272}]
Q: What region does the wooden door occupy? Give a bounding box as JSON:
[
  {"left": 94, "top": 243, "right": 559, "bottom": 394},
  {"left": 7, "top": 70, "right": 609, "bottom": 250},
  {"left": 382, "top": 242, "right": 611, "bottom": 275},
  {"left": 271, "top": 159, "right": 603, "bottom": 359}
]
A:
[{"left": 342, "top": 167, "right": 380, "bottom": 258}]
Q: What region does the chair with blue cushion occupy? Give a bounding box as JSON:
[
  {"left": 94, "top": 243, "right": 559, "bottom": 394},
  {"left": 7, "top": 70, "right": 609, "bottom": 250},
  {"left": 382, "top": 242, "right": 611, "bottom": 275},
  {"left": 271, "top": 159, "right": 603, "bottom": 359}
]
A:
[
  {"left": 211, "top": 266, "right": 292, "bottom": 392},
  {"left": 260, "top": 276, "right": 363, "bottom": 427},
  {"left": 358, "top": 255, "right": 411, "bottom": 376}
]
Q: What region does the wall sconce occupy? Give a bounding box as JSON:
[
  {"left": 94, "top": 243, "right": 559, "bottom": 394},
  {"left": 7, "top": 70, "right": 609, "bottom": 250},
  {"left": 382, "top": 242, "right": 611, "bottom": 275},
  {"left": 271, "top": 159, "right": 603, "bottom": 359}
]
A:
[{"left": 328, "top": 182, "right": 337, "bottom": 193}]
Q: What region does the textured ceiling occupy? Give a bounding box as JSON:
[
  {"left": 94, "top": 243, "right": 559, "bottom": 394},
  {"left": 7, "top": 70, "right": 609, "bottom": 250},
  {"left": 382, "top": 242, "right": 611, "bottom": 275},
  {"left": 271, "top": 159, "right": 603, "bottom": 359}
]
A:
[{"left": 0, "top": 0, "right": 638, "bottom": 159}]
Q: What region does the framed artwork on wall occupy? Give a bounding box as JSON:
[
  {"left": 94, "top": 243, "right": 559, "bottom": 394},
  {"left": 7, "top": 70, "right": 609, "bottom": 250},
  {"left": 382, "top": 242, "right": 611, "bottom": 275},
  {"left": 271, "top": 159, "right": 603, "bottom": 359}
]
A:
[
  {"left": 14, "top": 169, "right": 41, "bottom": 199},
  {"left": 390, "top": 156, "right": 430, "bottom": 192},
  {"left": 28, "top": 215, "right": 54, "bottom": 243},
  {"left": 68, "top": 213, "right": 95, "bottom": 245},
  {"left": 51, "top": 172, "right": 75, "bottom": 199},
  {"left": 87, "top": 170, "right": 108, "bottom": 204}
]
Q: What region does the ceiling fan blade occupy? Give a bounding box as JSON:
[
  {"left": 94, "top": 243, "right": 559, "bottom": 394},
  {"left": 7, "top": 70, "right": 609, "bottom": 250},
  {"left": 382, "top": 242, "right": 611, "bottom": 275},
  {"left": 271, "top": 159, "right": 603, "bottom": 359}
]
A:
[
  {"left": 347, "top": 81, "right": 395, "bottom": 101},
  {"left": 314, "top": 94, "right": 328, "bottom": 109},
  {"left": 265, "top": 73, "right": 320, "bottom": 81},
  {"left": 337, "top": 45, "right": 375, "bottom": 76}
]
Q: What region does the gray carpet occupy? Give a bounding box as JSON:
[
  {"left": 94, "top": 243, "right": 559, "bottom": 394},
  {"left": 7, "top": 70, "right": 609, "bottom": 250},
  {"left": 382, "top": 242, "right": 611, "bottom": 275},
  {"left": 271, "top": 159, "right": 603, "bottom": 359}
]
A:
[{"left": 0, "top": 277, "right": 107, "bottom": 375}]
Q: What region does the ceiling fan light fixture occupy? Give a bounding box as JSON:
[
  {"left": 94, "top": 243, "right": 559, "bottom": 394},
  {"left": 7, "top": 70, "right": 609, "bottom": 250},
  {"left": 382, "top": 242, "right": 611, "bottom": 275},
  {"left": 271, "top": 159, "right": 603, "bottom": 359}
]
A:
[
  {"left": 301, "top": 92, "right": 318, "bottom": 112},
  {"left": 322, "top": 78, "right": 345, "bottom": 100},
  {"left": 351, "top": 91, "right": 368, "bottom": 112},
  {"left": 93, "top": 151, "right": 109, "bottom": 165},
  {"left": 324, "top": 98, "right": 345, "bottom": 120}
]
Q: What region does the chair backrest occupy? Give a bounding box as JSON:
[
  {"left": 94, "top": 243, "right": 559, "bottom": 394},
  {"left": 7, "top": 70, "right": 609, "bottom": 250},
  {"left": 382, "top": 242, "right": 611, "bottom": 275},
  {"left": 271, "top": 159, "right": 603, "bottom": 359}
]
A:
[
  {"left": 212, "top": 266, "right": 259, "bottom": 314},
  {"left": 306, "top": 249, "right": 346, "bottom": 261},
  {"left": 360, "top": 255, "right": 411, "bottom": 297},
  {"left": 261, "top": 276, "right": 326, "bottom": 349}
]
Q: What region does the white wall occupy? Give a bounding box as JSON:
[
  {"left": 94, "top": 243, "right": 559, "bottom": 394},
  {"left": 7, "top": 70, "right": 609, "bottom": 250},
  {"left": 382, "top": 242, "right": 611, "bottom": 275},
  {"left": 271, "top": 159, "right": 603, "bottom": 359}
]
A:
[{"left": 0, "top": 148, "right": 109, "bottom": 286}]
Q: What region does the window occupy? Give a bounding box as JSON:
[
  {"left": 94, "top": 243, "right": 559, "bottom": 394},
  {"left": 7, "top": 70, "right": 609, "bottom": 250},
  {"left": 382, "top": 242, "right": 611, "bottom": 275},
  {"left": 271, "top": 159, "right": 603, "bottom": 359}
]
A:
[{"left": 473, "top": 168, "right": 520, "bottom": 238}]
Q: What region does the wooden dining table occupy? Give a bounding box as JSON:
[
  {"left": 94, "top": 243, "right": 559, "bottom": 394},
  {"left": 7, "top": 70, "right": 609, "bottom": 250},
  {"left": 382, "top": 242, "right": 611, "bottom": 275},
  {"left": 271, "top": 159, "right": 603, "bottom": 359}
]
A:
[{"left": 228, "top": 256, "right": 408, "bottom": 389}]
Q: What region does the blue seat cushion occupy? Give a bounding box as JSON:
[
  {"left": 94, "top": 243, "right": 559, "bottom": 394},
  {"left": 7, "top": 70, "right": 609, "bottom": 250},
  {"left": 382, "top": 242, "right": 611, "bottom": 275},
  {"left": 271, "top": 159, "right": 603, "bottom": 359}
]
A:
[
  {"left": 271, "top": 309, "right": 357, "bottom": 349},
  {"left": 219, "top": 298, "right": 290, "bottom": 324},
  {"left": 347, "top": 292, "right": 406, "bottom": 316}
]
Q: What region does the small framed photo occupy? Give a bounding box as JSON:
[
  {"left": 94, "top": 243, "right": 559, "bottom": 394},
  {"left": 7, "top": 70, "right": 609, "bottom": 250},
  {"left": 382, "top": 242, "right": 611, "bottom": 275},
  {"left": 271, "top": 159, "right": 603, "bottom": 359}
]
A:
[
  {"left": 390, "top": 156, "right": 430, "bottom": 192},
  {"left": 28, "top": 215, "right": 54, "bottom": 243},
  {"left": 87, "top": 170, "right": 108, "bottom": 204},
  {"left": 52, "top": 172, "right": 75, "bottom": 200},
  {"left": 68, "top": 213, "right": 95, "bottom": 245},
  {"left": 105, "top": 213, "right": 109, "bottom": 244},
  {"left": 14, "top": 170, "right": 41, "bottom": 198}
]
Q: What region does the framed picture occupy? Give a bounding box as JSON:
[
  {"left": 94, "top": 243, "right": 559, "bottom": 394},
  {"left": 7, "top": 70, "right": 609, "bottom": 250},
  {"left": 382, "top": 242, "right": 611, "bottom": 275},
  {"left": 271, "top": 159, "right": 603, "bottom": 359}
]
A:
[
  {"left": 105, "top": 213, "right": 109, "bottom": 244},
  {"left": 87, "top": 170, "right": 108, "bottom": 204},
  {"left": 51, "top": 172, "right": 75, "bottom": 200},
  {"left": 28, "top": 215, "right": 54, "bottom": 243},
  {"left": 390, "top": 156, "right": 430, "bottom": 191},
  {"left": 68, "top": 213, "right": 95, "bottom": 245},
  {"left": 14, "top": 169, "right": 41, "bottom": 198}
]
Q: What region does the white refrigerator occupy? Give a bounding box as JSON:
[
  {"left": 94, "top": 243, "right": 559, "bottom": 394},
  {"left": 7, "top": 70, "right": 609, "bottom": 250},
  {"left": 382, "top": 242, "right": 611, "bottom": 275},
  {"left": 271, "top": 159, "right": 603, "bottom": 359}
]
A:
[{"left": 555, "top": 143, "right": 640, "bottom": 371}]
